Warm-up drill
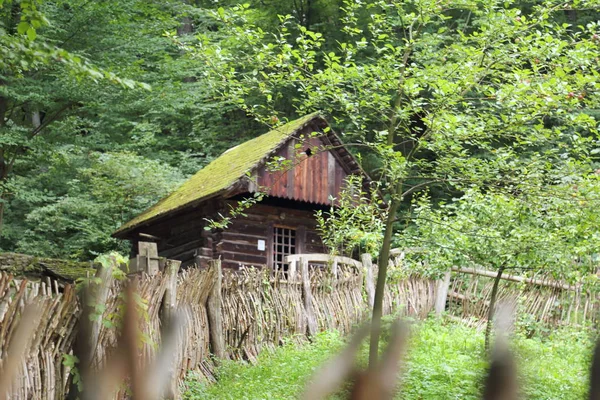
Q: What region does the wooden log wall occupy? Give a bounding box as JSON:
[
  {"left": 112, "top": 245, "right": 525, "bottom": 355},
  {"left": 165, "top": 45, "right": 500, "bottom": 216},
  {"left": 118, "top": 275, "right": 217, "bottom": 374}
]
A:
[
  {"left": 128, "top": 202, "right": 220, "bottom": 268},
  {"left": 216, "top": 202, "right": 327, "bottom": 270}
]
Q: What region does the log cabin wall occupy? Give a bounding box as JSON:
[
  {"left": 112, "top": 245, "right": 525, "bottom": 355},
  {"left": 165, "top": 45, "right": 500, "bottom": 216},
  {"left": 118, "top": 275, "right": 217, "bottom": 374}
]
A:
[
  {"left": 127, "top": 199, "right": 327, "bottom": 270},
  {"left": 215, "top": 200, "right": 327, "bottom": 270},
  {"left": 127, "top": 202, "right": 220, "bottom": 268}
]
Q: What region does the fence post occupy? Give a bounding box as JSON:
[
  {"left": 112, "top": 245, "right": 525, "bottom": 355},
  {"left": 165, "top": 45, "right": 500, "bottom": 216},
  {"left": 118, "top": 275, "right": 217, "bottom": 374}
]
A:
[
  {"left": 138, "top": 241, "right": 160, "bottom": 275},
  {"left": 161, "top": 260, "right": 180, "bottom": 328},
  {"left": 361, "top": 253, "right": 375, "bottom": 308},
  {"left": 157, "top": 260, "right": 181, "bottom": 400},
  {"left": 207, "top": 259, "right": 225, "bottom": 359},
  {"left": 301, "top": 257, "right": 318, "bottom": 337},
  {"left": 331, "top": 257, "right": 338, "bottom": 278},
  {"left": 89, "top": 260, "right": 115, "bottom": 356},
  {"left": 68, "top": 257, "right": 116, "bottom": 399},
  {"left": 289, "top": 259, "right": 297, "bottom": 280},
  {"left": 435, "top": 271, "right": 452, "bottom": 317}
]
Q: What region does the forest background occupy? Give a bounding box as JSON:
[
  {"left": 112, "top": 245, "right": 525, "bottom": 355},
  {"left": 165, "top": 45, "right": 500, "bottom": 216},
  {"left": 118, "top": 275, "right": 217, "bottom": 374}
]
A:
[{"left": 1, "top": 0, "right": 599, "bottom": 264}]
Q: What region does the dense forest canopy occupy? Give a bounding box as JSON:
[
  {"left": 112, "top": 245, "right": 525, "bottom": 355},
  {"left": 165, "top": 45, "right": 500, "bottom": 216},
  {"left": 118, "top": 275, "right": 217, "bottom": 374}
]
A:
[{"left": 0, "top": 0, "right": 599, "bottom": 266}]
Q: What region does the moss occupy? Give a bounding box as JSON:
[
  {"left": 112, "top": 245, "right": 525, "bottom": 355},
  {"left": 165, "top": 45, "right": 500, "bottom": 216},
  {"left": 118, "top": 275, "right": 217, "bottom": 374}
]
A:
[
  {"left": 115, "top": 113, "right": 323, "bottom": 235},
  {"left": 42, "top": 260, "right": 96, "bottom": 281},
  {"left": 0, "top": 252, "right": 95, "bottom": 282}
]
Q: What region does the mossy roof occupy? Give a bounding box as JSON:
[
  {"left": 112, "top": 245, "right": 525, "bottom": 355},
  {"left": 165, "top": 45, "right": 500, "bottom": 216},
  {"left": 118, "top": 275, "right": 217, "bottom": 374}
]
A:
[
  {"left": 0, "top": 252, "right": 96, "bottom": 282},
  {"left": 114, "top": 113, "right": 323, "bottom": 236}
]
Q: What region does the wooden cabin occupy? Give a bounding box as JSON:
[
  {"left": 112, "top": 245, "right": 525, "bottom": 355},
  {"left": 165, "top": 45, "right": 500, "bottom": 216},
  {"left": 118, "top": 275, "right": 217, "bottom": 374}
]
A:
[{"left": 113, "top": 113, "right": 371, "bottom": 271}]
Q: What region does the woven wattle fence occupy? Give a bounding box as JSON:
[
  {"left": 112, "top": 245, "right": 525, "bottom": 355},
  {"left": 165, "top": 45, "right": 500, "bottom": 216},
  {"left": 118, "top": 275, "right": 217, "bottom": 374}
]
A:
[
  {"left": 447, "top": 269, "right": 600, "bottom": 329},
  {"left": 0, "top": 275, "right": 78, "bottom": 399},
  {"left": 0, "top": 252, "right": 439, "bottom": 398},
  {"left": 0, "top": 266, "right": 217, "bottom": 399}
]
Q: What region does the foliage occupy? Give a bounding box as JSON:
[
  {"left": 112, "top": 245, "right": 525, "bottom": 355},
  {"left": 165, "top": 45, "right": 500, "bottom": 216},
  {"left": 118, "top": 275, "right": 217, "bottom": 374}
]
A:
[
  {"left": 5, "top": 151, "right": 182, "bottom": 259},
  {"left": 0, "top": 0, "right": 265, "bottom": 259},
  {"left": 315, "top": 175, "right": 387, "bottom": 257},
  {"left": 399, "top": 178, "right": 600, "bottom": 285},
  {"left": 189, "top": 0, "right": 600, "bottom": 361},
  {"left": 182, "top": 318, "right": 595, "bottom": 399},
  {"left": 1, "top": 0, "right": 599, "bottom": 286},
  {"left": 183, "top": 331, "right": 345, "bottom": 399}
]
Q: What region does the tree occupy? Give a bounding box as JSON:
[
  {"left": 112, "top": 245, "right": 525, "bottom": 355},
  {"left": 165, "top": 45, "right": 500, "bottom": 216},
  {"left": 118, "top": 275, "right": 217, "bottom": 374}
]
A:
[
  {"left": 190, "top": 0, "right": 600, "bottom": 364},
  {"left": 11, "top": 151, "right": 182, "bottom": 259},
  {"left": 315, "top": 175, "right": 387, "bottom": 258},
  {"left": 1, "top": 0, "right": 270, "bottom": 258},
  {"left": 398, "top": 180, "right": 600, "bottom": 349},
  {"left": 0, "top": 0, "right": 151, "bottom": 237}
]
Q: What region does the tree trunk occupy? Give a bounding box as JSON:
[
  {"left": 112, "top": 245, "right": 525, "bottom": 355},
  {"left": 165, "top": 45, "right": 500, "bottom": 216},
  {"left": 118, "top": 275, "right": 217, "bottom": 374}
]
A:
[
  {"left": 368, "top": 184, "right": 402, "bottom": 368},
  {"left": 485, "top": 265, "right": 505, "bottom": 352},
  {"left": 0, "top": 85, "right": 8, "bottom": 238}
]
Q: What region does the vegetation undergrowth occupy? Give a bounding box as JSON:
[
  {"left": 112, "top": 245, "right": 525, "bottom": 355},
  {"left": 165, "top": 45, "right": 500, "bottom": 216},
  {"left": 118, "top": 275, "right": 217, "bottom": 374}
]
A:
[
  {"left": 183, "top": 318, "right": 594, "bottom": 400},
  {"left": 183, "top": 331, "right": 345, "bottom": 399}
]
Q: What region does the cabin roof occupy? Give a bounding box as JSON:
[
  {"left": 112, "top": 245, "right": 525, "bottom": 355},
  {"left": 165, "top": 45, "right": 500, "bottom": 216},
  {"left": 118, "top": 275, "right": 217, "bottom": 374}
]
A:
[{"left": 114, "top": 113, "right": 333, "bottom": 236}]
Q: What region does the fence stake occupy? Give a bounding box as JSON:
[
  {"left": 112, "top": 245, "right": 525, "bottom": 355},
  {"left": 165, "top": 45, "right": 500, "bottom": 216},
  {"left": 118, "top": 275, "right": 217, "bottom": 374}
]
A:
[
  {"left": 161, "top": 260, "right": 181, "bottom": 328},
  {"left": 89, "top": 260, "right": 115, "bottom": 359},
  {"left": 155, "top": 259, "right": 181, "bottom": 400},
  {"left": 361, "top": 253, "right": 375, "bottom": 308},
  {"left": 207, "top": 259, "right": 225, "bottom": 359},
  {"left": 435, "top": 271, "right": 451, "bottom": 317},
  {"left": 289, "top": 259, "right": 297, "bottom": 280},
  {"left": 301, "top": 257, "right": 318, "bottom": 337}
]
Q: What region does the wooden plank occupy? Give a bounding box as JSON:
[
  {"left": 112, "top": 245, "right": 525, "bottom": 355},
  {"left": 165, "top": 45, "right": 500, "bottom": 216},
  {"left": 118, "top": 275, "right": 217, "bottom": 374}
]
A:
[
  {"left": 286, "top": 254, "right": 362, "bottom": 268},
  {"left": 287, "top": 139, "right": 295, "bottom": 199},
  {"left": 219, "top": 241, "right": 266, "bottom": 256},
  {"left": 296, "top": 226, "right": 306, "bottom": 254},
  {"left": 220, "top": 251, "right": 267, "bottom": 266},
  {"left": 227, "top": 221, "right": 270, "bottom": 237},
  {"left": 293, "top": 150, "right": 304, "bottom": 202},
  {"left": 160, "top": 239, "right": 203, "bottom": 259},
  {"left": 266, "top": 222, "right": 274, "bottom": 270}
]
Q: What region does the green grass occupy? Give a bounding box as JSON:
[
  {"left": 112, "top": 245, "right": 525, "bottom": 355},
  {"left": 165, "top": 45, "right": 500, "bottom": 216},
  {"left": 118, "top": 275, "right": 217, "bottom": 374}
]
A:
[{"left": 183, "top": 319, "right": 595, "bottom": 400}]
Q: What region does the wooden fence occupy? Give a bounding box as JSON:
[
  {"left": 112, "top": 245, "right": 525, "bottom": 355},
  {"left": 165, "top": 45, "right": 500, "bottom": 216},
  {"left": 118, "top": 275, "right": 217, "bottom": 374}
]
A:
[
  {"left": 446, "top": 266, "right": 600, "bottom": 329},
  {"left": 0, "top": 261, "right": 216, "bottom": 399},
  {"left": 0, "top": 251, "right": 438, "bottom": 399}
]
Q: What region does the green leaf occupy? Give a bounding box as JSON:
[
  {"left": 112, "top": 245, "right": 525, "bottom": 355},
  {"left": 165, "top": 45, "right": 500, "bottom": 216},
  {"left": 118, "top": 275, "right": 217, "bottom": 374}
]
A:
[
  {"left": 17, "top": 22, "right": 29, "bottom": 35},
  {"left": 26, "top": 27, "right": 36, "bottom": 41}
]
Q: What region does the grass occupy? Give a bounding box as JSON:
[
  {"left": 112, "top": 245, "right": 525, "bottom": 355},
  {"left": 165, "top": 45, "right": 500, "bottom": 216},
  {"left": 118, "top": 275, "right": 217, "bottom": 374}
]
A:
[{"left": 183, "top": 319, "right": 595, "bottom": 399}]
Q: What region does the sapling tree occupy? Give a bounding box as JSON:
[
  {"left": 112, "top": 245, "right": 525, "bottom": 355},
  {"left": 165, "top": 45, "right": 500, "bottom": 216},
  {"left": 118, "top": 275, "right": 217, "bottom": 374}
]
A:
[
  {"left": 315, "top": 176, "right": 387, "bottom": 258},
  {"left": 190, "top": 0, "right": 600, "bottom": 364},
  {"left": 399, "top": 180, "right": 600, "bottom": 349}
]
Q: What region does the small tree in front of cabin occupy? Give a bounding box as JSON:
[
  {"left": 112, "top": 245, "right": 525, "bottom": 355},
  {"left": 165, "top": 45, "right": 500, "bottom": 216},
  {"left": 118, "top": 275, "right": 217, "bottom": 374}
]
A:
[
  {"left": 189, "top": 0, "right": 600, "bottom": 364},
  {"left": 399, "top": 181, "right": 600, "bottom": 349},
  {"left": 315, "top": 176, "right": 387, "bottom": 258}
]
